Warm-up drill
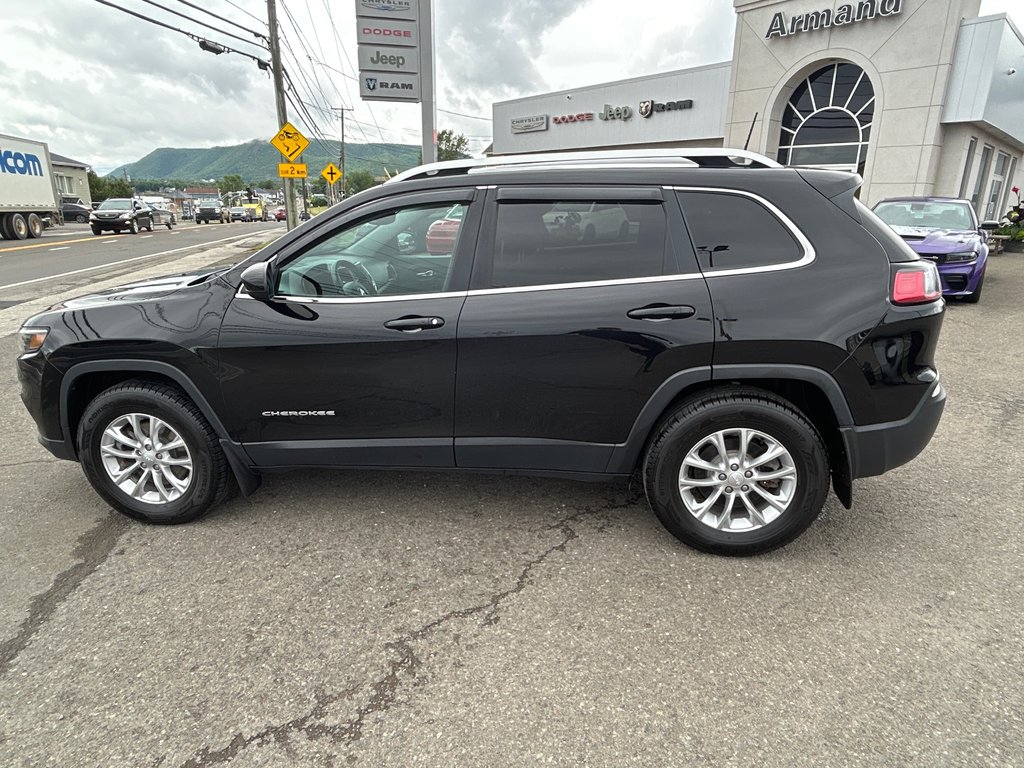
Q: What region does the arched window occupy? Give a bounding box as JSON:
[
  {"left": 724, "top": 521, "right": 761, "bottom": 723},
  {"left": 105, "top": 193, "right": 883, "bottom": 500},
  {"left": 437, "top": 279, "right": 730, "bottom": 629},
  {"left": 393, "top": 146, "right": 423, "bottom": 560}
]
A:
[{"left": 778, "top": 63, "right": 874, "bottom": 172}]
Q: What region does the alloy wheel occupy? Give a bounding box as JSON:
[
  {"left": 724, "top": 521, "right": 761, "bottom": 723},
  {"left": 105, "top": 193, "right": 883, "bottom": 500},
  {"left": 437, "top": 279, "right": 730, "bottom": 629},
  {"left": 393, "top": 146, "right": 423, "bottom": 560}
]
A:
[
  {"left": 99, "top": 412, "right": 193, "bottom": 504},
  {"left": 677, "top": 427, "right": 797, "bottom": 532}
]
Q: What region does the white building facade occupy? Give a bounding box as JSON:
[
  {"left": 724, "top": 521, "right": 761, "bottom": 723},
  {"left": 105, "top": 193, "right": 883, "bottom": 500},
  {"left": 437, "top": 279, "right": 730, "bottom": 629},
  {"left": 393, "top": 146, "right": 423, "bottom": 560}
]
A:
[{"left": 491, "top": 0, "right": 1024, "bottom": 211}]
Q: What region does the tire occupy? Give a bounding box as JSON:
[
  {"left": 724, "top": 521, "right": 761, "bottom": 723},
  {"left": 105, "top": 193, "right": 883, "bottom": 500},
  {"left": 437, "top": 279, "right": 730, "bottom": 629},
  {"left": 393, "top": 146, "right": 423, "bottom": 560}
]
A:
[
  {"left": 643, "top": 388, "right": 830, "bottom": 556},
  {"left": 165, "top": 221, "right": 173, "bottom": 230},
  {"left": 77, "top": 380, "right": 231, "bottom": 524},
  {"left": 128, "top": 218, "right": 138, "bottom": 235},
  {"left": 75, "top": 214, "right": 87, "bottom": 224},
  {"left": 91, "top": 225, "right": 103, "bottom": 236},
  {"left": 26, "top": 213, "right": 44, "bottom": 238},
  {"left": 9, "top": 213, "right": 29, "bottom": 240},
  {"left": 961, "top": 270, "right": 984, "bottom": 304},
  {"left": 0, "top": 214, "right": 12, "bottom": 240},
  {"left": 146, "top": 218, "right": 154, "bottom": 233}
]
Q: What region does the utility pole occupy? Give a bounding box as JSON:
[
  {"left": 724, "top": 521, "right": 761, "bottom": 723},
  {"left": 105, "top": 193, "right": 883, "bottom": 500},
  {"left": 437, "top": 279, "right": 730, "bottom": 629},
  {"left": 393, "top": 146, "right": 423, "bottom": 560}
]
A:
[
  {"left": 267, "top": 0, "right": 297, "bottom": 230},
  {"left": 333, "top": 107, "right": 353, "bottom": 200}
]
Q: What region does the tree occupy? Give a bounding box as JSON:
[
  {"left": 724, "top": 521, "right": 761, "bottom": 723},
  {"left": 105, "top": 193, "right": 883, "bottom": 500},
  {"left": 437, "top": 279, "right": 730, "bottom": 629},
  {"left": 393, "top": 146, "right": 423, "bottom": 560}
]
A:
[
  {"left": 344, "top": 169, "right": 376, "bottom": 197},
  {"left": 220, "top": 174, "right": 245, "bottom": 194},
  {"left": 258, "top": 179, "right": 279, "bottom": 191},
  {"left": 437, "top": 129, "right": 470, "bottom": 162}
]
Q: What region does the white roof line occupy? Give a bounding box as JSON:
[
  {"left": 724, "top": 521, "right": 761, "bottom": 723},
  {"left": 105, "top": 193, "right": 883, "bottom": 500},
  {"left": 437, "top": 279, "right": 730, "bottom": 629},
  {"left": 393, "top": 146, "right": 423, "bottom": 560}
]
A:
[{"left": 385, "top": 148, "right": 781, "bottom": 185}]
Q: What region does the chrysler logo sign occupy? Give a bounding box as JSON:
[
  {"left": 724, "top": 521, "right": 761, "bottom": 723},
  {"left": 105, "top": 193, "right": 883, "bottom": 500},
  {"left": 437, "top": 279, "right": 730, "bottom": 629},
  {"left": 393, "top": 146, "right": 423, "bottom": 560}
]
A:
[
  {"left": 510, "top": 114, "right": 549, "bottom": 134},
  {"left": 638, "top": 99, "right": 694, "bottom": 118}
]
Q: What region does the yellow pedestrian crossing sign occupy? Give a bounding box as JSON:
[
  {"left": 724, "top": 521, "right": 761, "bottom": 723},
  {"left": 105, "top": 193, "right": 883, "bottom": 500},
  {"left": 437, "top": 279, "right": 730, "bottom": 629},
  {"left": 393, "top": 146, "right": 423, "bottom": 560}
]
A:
[
  {"left": 321, "top": 163, "right": 342, "bottom": 184},
  {"left": 270, "top": 122, "right": 309, "bottom": 161}
]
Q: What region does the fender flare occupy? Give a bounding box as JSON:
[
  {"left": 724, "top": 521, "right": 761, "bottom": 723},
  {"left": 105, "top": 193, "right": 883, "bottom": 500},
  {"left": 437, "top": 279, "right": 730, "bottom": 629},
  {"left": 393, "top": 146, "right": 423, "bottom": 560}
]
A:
[{"left": 59, "top": 360, "right": 261, "bottom": 495}]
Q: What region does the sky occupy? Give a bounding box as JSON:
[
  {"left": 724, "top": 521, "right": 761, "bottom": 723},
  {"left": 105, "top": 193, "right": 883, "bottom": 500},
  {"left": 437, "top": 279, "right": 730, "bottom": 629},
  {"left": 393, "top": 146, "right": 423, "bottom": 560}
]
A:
[{"left": 1, "top": 0, "right": 1020, "bottom": 175}]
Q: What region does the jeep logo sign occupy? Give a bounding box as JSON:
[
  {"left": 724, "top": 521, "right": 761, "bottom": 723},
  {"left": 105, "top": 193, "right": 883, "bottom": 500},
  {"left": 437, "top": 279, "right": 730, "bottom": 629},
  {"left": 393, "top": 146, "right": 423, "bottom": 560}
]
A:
[
  {"left": 358, "top": 45, "right": 418, "bottom": 73},
  {"left": 598, "top": 104, "right": 632, "bottom": 121}
]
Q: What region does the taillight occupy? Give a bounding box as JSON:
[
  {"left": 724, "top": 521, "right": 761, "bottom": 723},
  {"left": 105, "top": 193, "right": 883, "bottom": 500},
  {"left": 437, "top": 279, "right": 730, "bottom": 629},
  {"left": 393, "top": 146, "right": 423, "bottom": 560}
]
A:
[{"left": 892, "top": 262, "right": 941, "bottom": 305}]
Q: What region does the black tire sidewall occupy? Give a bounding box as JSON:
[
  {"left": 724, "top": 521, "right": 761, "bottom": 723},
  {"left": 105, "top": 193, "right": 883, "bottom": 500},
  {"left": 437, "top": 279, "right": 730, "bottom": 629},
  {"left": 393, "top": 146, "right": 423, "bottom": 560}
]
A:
[
  {"left": 646, "top": 398, "right": 829, "bottom": 555},
  {"left": 78, "top": 389, "right": 218, "bottom": 523}
]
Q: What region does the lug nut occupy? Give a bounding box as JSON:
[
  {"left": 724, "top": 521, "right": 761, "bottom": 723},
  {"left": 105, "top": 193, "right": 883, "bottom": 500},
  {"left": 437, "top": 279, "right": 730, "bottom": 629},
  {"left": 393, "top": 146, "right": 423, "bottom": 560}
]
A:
[
  {"left": 718, "top": 473, "right": 727, "bottom": 480},
  {"left": 741, "top": 484, "right": 749, "bottom": 492},
  {"left": 725, "top": 486, "right": 733, "bottom": 493},
  {"left": 744, "top": 470, "right": 753, "bottom": 478},
  {"left": 731, "top": 463, "right": 739, "bottom": 471},
  {"left": 141, "top": 463, "right": 147, "bottom": 468}
]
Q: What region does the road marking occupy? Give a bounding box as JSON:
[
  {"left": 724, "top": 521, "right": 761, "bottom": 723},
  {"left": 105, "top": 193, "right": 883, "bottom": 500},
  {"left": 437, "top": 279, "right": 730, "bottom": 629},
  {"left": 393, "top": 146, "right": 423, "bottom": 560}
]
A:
[
  {"left": 0, "top": 236, "right": 108, "bottom": 254},
  {"left": 0, "top": 229, "right": 277, "bottom": 291},
  {"left": 103, "top": 240, "right": 117, "bottom": 244},
  {"left": 49, "top": 247, "right": 70, "bottom": 251},
  {"left": 140, "top": 235, "right": 154, "bottom": 239}
]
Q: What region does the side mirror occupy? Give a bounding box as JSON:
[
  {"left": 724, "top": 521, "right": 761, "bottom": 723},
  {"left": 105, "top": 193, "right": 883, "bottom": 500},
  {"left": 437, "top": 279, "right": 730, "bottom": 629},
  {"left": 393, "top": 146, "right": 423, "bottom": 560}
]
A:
[
  {"left": 980, "top": 220, "right": 1000, "bottom": 231},
  {"left": 240, "top": 261, "right": 273, "bottom": 301}
]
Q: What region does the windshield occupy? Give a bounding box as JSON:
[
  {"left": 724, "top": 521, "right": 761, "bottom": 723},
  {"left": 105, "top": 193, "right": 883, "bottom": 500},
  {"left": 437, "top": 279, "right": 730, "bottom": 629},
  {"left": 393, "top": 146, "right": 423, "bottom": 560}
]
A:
[
  {"left": 873, "top": 201, "right": 974, "bottom": 231},
  {"left": 99, "top": 198, "right": 132, "bottom": 210}
]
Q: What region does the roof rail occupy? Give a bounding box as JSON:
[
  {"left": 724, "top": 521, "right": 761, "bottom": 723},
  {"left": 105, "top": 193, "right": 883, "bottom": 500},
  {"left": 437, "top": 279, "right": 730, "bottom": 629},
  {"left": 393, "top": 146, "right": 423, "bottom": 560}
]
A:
[{"left": 384, "top": 148, "right": 781, "bottom": 184}]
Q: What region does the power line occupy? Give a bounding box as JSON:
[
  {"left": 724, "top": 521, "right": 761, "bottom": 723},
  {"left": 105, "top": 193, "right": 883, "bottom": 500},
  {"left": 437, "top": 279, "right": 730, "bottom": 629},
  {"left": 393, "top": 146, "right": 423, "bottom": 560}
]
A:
[
  {"left": 92, "top": 0, "right": 270, "bottom": 66},
  {"left": 170, "top": 0, "right": 267, "bottom": 39},
  {"left": 221, "top": 0, "right": 266, "bottom": 26},
  {"left": 136, "top": 0, "right": 268, "bottom": 50},
  {"left": 438, "top": 108, "right": 491, "bottom": 122}
]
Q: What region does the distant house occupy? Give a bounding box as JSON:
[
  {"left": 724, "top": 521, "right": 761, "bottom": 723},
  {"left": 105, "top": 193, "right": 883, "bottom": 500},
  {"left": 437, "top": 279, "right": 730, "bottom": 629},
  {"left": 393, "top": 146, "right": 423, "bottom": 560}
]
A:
[{"left": 51, "top": 153, "right": 92, "bottom": 206}]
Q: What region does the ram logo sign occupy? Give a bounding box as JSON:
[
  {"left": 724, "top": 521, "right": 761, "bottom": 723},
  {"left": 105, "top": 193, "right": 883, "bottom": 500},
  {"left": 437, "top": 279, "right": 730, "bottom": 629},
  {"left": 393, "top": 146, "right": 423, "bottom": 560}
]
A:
[{"left": 0, "top": 147, "right": 44, "bottom": 176}]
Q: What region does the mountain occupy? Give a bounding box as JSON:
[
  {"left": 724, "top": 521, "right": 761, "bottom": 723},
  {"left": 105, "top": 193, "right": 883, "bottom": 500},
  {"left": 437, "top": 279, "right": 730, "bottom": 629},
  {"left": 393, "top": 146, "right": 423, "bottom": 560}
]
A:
[{"left": 108, "top": 139, "right": 421, "bottom": 182}]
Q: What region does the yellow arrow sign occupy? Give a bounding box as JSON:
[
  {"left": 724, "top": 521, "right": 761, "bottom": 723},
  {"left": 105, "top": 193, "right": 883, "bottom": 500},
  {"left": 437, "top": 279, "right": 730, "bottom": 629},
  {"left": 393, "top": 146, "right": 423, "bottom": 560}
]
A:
[
  {"left": 278, "top": 163, "right": 308, "bottom": 178},
  {"left": 321, "top": 163, "right": 342, "bottom": 184},
  {"left": 270, "top": 122, "right": 309, "bottom": 161}
]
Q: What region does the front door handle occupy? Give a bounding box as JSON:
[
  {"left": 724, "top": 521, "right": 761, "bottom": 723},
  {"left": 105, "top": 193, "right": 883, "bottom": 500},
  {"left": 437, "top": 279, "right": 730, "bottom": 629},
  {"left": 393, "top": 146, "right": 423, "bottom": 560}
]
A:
[
  {"left": 626, "top": 304, "right": 696, "bottom": 320},
  {"left": 384, "top": 315, "right": 445, "bottom": 332}
]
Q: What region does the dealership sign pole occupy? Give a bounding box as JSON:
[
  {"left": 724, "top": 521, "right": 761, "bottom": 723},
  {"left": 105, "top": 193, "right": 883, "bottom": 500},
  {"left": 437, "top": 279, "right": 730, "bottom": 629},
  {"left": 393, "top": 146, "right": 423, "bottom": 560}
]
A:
[{"left": 355, "top": 0, "right": 435, "bottom": 164}]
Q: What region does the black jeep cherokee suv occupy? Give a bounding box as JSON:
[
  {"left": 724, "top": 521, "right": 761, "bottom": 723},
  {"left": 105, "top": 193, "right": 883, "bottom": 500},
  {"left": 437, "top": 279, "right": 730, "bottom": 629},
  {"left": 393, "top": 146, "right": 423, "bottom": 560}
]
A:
[{"left": 17, "top": 149, "right": 946, "bottom": 555}]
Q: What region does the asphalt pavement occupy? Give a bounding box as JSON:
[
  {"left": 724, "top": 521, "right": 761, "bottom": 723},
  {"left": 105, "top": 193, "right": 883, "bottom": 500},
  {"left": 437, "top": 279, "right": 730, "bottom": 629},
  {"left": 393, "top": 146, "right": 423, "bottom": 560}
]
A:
[{"left": 0, "top": 244, "right": 1021, "bottom": 766}]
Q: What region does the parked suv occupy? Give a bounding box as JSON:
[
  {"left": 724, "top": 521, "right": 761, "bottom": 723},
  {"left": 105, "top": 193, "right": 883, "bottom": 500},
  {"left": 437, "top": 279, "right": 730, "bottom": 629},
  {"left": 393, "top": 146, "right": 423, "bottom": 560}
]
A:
[
  {"left": 16, "top": 149, "right": 946, "bottom": 555},
  {"left": 195, "top": 199, "right": 228, "bottom": 224}
]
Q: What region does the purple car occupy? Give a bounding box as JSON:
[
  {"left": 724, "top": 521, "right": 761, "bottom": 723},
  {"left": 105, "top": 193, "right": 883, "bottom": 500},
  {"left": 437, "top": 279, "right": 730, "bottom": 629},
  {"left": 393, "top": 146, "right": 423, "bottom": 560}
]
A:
[{"left": 872, "top": 197, "right": 991, "bottom": 303}]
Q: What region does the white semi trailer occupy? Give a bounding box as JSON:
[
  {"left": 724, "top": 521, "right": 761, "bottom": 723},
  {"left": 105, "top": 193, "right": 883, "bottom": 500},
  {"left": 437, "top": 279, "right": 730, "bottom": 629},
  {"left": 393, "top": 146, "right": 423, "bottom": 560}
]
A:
[{"left": 0, "top": 133, "right": 63, "bottom": 240}]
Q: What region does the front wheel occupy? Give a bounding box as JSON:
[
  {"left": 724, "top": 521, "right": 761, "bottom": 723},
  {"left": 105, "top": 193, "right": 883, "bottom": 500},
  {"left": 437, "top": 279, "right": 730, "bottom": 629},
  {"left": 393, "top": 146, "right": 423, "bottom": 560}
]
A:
[
  {"left": 643, "top": 388, "right": 829, "bottom": 556},
  {"left": 91, "top": 225, "right": 102, "bottom": 235},
  {"left": 77, "top": 381, "right": 231, "bottom": 524},
  {"left": 961, "top": 269, "right": 984, "bottom": 304},
  {"left": 128, "top": 219, "right": 138, "bottom": 235},
  {"left": 165, "top": 221, "right": 173, "bottom": 230}
]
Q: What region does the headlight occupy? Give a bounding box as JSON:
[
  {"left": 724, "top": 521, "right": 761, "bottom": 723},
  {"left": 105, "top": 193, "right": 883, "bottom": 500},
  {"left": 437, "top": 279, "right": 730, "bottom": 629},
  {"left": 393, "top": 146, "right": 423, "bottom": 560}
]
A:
[
  {"left": 946, "top": 251, "right": 976, "bottom": 263},
  {"left": 89, "top": 213, "right": 97, "bottom": 221},
  {"left": 19, "top": 327, "right": 48, "bottom": 355},
  {"left": 120, "top": 212, "right": 132, "bottom": 219}
]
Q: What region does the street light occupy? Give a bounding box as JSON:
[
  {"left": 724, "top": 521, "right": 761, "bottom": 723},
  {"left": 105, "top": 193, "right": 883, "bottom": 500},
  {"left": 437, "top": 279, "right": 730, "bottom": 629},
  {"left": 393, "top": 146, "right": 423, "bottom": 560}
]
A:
[{"left": 198, "top": 39, "right": 226, "bottom": 55}]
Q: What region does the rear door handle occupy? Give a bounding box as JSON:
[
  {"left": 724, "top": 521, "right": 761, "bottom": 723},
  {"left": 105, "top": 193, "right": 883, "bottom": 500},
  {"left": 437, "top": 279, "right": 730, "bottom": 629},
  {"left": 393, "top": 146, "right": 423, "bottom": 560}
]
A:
[
  {"left": 384, "top": 315, "right": 445, "bottom": 332},
  {"left": 626, "top": 304, "right": 696, "bottom": 320}
]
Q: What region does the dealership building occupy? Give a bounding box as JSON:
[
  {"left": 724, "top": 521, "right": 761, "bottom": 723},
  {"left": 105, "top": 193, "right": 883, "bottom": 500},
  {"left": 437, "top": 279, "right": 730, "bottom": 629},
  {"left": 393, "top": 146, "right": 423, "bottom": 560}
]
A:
[{"left": 491, "top": 0, "right": 1024, "bottom": 214}]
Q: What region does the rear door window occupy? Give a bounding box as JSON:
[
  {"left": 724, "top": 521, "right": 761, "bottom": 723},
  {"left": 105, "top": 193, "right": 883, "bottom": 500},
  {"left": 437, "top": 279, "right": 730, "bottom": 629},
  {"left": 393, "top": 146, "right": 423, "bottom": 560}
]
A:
[{"left": 481, "top": 199, "right": 668, "bottom": 289}]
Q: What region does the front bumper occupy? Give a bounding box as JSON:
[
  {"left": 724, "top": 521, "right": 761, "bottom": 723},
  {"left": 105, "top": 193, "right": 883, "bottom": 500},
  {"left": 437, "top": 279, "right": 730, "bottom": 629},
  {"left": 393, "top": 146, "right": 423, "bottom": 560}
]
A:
[
  {"left": 90, "top": 219, "right": 131, "bottom": 231},
  {"left": 841, "top": 377, "right": 946, "bottom": 478},
  {"left": 937, "top": 261, "right": 984, "bottom": 297}
]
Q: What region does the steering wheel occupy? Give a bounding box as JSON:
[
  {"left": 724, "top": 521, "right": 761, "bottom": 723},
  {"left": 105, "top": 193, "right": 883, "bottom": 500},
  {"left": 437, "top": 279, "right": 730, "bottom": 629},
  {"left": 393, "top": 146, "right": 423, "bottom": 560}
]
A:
[{"left": 334, "top": 259, "right": 378, "bottom": 296}]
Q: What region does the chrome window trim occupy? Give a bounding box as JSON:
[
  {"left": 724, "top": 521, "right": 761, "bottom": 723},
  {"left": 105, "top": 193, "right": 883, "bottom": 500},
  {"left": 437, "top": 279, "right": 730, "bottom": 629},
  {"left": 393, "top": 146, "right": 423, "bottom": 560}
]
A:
[
  {"left": 466, "top": 272, "right": 703, "bottom": 297},
  {"left": 235, "top": 288, "right": 468, "bottom": 304},
  {"left": 667, "top": 186, "right": 816, "bottom": 277}
]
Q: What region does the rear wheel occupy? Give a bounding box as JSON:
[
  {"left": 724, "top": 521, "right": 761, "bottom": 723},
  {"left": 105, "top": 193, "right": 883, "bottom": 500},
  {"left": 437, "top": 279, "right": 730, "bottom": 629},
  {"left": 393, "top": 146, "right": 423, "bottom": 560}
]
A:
[
  {"left": 643, "top": 388, "right": 829, "bottom": 556},
  {"left": 0, "top": 214, "right": 13, "bottom": 239},
  {"left": 145, "top": 218, "right": 154, "bottom": 232},
  {"left": 8, "top": 213, "right": 29, "bottom": 240},
  {"left": 75, "top": 214, "right": 88, "bottom": 223},
  {"left": 26, "top": 213, "right": 44, "bottom": 238},
  {"left": 77, "top": 380, "right": 230, "bottom": 524},
  {"left": 91, "top": 225, "right": 103, "bottom": 236},
  {"left": 128, "top": 219, "right": 138, "bottom": 235}
]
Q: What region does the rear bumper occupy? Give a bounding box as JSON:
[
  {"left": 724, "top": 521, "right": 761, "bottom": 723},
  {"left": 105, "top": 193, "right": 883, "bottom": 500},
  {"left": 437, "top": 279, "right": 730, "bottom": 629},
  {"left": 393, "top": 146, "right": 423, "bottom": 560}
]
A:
[{"left": 841, "top": 378, "right": 945, "bottom": 478}]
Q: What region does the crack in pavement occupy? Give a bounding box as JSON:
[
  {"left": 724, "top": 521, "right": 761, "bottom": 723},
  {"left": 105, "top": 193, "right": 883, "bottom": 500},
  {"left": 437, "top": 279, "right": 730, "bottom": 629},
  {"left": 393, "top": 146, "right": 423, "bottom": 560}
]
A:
[
  {"left": 178, "top": 494, "right": 639, "bottom": 767},
  {"left": 0, "top": 459, "right": 61, "bottom": 468},
  {"left": 0, "top": 513, "right": 129, "bottom": 677}
]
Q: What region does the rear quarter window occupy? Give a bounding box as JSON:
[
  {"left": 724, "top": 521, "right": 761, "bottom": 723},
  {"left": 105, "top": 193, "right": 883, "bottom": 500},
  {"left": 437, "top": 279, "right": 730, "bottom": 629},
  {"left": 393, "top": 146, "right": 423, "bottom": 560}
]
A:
[{"left": 676, "top": 191, "right": 804, "bottom": 272}]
